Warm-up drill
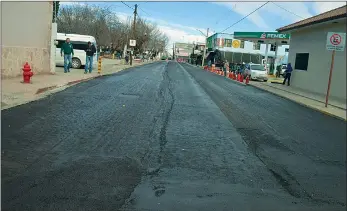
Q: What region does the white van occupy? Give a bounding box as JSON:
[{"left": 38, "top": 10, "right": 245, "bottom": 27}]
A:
[{"left": 55, "top": 33, "right": 97, "bottom": 69}]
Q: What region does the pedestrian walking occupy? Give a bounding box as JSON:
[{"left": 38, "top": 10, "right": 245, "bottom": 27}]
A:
[
  {"left": 282, "top": 63, "right": 293, "bottom": 86},
  {"left": 61, "top": 38, "right": 74, "bottom": 73},
  {"left": 84, "top": 41, "right": 96, "bottom": 74}
]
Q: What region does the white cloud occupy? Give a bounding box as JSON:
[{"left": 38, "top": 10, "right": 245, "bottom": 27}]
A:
[
  {"left": 116, "top": 12, "right": 131, "bottom": 24},
  {"left": 214, "top": 2, "right": 314, "bottom": 30},
  {"left": 313, "top": 2, "right": 346, "bottom": 14},
  {"left": 158, "top": 25, "right": 205, "bottom": 50},
  {"left": 216, "top": 2, "right": 270, "bottom": 30},
  {"left": 114, "top": 12, "right": 206, "bottom": 50}
]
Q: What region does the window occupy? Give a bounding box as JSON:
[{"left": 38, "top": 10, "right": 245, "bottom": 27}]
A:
[
  {"left": 70, "top": 41, "right": 89, "bottom": 50},
  {"left": 240, "top": 40, "right": 245, "bottom": 49},
  {"left": 55, "top": 40, "right": 89, "bottom": 51},
  {"left": 56, "top": 40, "right": 65, "bottom": 48},
  {"left": 270, "top": 44, "right": 277, "bottom": 51},
  {"left": 250, "top": 64, "right": 266, "bottom": 71},
  {"left": 253, "top": 42, "right": 261, "bottom": 50},
  {"left": 224, "top": 39, "right": 232, "bottom": 47},
  {"left": 294, "top": 53, "right": 309, "bottom": 70}
]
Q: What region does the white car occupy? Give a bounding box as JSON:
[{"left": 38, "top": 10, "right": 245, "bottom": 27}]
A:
[
  {"left": 244, "top": 63, "right": 268, "bottom": 82},
  {"left": 55, "top": 33, "right": 98, "bottom": 69}
]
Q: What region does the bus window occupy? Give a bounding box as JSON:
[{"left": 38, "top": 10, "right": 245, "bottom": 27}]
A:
[{"left": 70, "top": 41, "right": 89, "bottom": 50}]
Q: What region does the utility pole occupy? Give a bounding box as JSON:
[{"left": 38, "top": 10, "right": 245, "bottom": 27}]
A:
[
  {"left": 201, "top": 28, "right": 209, "bottom": 67},
  {"left": 130, "top": 4, "right": 138, "bottom": 66},
  {"left": 123, "top": 16, "right": 131, "bottom": 60},
  {"left": 173, "top": 43, "right": 175, "bottom": 59}
]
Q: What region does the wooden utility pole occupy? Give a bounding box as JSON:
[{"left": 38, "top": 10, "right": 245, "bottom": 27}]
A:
[
  {"left": 201, "top": 28, "right": 209, "bottom": 67},
  {"left": 130, "top": 4, "right": 137, "bottom": 66}
]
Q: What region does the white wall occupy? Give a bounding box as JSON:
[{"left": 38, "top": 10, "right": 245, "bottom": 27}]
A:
[
  {"left": 287, "top": 19, "right": 346, "bottom": 102},
  {"left": 2, "top": 2, "right": 52, "bottom": 48},
  {"left": 1, "top": 2, "right": 52, "bottom": 77}
]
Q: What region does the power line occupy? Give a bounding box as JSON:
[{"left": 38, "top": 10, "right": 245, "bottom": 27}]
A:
[
  {"left": 220, "top": 1, "right": 269, "bottom": 33},
  {"left": 121, "top": 1, "right": 134, "bottom": 10},
  {"left": 271, "top": 2, "right": 305, "bottom": 19},
  {"left": 139, "top": 7, "right": 151, "bottom": 17},
  {"left": 215, "top": 4, "right": 237, "bottom": 25}
]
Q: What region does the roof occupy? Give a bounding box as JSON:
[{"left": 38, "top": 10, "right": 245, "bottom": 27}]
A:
[{"left": 277, "top": 5, "right": 347, "bottom": 32}]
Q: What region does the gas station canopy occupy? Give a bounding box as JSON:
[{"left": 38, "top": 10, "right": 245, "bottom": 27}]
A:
[
  {"left": 233, "top": 32, "right": 291, "bottom": 69},
  {"left": 233, "top": 32, "right": 291, "bottom": 45}
]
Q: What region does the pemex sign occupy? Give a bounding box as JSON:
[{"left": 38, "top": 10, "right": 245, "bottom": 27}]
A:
[{"left": 234, "top": 32, "right": 291, "bottom": 40}]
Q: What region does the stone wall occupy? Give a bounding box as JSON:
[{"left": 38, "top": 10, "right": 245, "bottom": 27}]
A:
[
  {"left": 1, "top": 2, "right": 52, "bottom": 78},
  {"left": 2, "top": 47, "right": 51, "bottom": 78}
]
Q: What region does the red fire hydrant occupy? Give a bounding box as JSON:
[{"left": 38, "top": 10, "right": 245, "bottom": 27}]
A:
[{"left": 22, "top": 62, "right": 33, "bottom": 83}]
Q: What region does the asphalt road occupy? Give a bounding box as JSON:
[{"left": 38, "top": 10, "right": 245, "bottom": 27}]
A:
[{"left": 2, "top": 61, "right": 346, "bottom": 211}]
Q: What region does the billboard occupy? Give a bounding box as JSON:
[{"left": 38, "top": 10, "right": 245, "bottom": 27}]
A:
[
  {"left": 175, "top": 43, "right": 194, "bottom": 50},
  {"left": 175, "top": 42, "right": 194, "bottom": 57}
]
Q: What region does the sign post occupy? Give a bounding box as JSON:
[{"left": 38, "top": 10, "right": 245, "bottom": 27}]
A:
[{"left": 325, "top": 32, "right": 346, "bottom": 107}]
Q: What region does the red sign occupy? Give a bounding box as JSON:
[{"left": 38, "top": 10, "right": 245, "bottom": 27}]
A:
[{"left": 330, "top": 34, "right": 342, "bottom": 46}]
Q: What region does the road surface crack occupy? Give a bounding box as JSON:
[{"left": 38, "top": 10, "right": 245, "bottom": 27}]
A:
[{"left": 158, "top": 62, "right": 175, "bottom": 165}]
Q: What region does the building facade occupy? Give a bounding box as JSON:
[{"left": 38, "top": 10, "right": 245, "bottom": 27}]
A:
[
  {"left": 206, "top": 33, "right": 290, "bottom": 64},
  {"left": 1, "top": 2, "right": 53, "bottom": 78},
  {"left": 277, "top": 5, "right": 346, "bottom": 102}
]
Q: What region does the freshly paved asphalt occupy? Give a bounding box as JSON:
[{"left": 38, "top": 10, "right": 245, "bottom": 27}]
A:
[{"left": 2, "top": 61, "right": 346, "bottom": 211}]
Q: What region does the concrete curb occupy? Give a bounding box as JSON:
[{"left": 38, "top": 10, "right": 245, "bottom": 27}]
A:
[
  {"left": 36, "top": 85, "right": 59, "bottom": 94},
  {"left": 225, "top": 76, "right": 247, "bottom": 86},
  {"left": 35, "top": 76, "right": 100, "bottom": 95},
  {"left": 249, "top": 83, "right": 346, "bottom": 121},
  {"left": 267, "top": 82, "right": 345, "bottom": 110}
]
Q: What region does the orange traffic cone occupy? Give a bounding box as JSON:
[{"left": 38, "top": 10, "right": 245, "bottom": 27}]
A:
[{"left": 245, "top": 75, "right": 250, "bottom": 85}]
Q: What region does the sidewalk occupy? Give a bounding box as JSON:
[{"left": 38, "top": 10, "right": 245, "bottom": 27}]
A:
[
  {"left": 250, "top": 81, "right": 346, "bottom": 121},
  {"left": 1, "top": 59, "right": 155, "bottom": 110}
]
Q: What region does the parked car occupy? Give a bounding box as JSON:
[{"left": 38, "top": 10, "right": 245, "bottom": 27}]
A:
[{"left": 244, "top": 63, "right": 268, "bottom": 82}]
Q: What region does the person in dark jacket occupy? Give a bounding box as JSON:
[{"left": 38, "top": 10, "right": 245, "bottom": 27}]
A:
[
  {"left": 60, "top": 38, "right": 74, "bottom": 73},
  {"left": 125, "top": 54, "right": 129, "bottom": 64},
  {"left": 84, "top": 41, "right": 96, "bottom": 74},
  {"left": 282, "top": 63, "right": 293, "bottom": 86}
]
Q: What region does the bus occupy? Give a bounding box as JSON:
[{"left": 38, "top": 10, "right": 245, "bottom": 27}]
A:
[{"left": 55, "top": 33, "right": 97, "bottom": 69}]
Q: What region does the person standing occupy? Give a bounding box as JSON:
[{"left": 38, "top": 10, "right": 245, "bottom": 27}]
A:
[
  {"left": 125, "top": 54, "right": 129, "bottom": 64},
  {"left": 84, "top": 41, "right": 96, "bottom": 74},
  {"left": 61, "top": 38, "right": 74, "bottom": 73},
  {"left": 282, "top": 63, "right": 293, "bottom": 86},
  {"left": 224, "top": 60, "right": 229, "bottom": 76}
]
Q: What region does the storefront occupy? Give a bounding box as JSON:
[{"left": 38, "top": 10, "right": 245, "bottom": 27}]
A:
[
  {"left": 233, "top": 32, "right": 291, "bottom": 73},
  {"left": 205, "top": 32, "right": 290, "bottom": 73}
]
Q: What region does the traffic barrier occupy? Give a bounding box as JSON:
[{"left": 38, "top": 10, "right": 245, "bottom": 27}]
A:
[
  {"left": 240, "top": 74, "right": 244, "bottom": 82},
  {"left": 245, "top": 75, "right": 250, "bottom": 85},
  {"left": 98, "top": 56, "right": 102, "bottom": 74},
  {"left": 229, "top": 72, "right": 233, "bottom": 79}
]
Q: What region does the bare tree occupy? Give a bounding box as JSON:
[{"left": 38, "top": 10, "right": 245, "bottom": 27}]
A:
[{"left": 57, "top": 4, "right": 169, "bottom": 55}]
